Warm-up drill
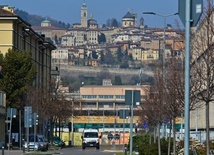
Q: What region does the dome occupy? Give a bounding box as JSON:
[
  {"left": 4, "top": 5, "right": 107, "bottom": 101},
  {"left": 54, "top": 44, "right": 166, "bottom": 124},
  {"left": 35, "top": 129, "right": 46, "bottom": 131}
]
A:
[
  {"left": 82, "top": 2, "right": 87, "bottom": 7},
  {"left": 42, "top": 19, "right": 50, "bottom": 23},
  {"left": 123, "top": 11, "right": 135, "bottom": 19},
  {"left": 88, "top": 18, "right": 97, "bottom": 24},
  {"left": 41, "top": 18, "right": 51, "bottom": 27}
]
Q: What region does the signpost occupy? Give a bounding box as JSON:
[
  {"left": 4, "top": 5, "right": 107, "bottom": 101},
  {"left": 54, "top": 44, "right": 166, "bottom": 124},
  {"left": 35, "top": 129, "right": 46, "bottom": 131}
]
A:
[
  {"left": 33, "top": 113, "right": 38, "bottom": 151},
  {"left": 178, "top": 0, "right": 203, "bottom": 27},
  {"left": 119, "top": 109, "right": 130, "bottom": 151},
  {"left": 6, "top": 108, "right": 16, "bottom": 155},
  {"left": 178, "top": 0, "right": 203, "bottom": 154},
  {"left": 24, "top": 106, "right": 32, "bottom": 152},
  {"left": 125, "top": 90, "right": 140, "bottom": 155}
]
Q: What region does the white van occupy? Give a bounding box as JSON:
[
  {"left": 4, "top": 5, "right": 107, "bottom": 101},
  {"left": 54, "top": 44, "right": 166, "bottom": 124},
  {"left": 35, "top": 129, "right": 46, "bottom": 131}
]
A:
[{"left": 81, "top": 129, "right": 101, "bottom": 149}]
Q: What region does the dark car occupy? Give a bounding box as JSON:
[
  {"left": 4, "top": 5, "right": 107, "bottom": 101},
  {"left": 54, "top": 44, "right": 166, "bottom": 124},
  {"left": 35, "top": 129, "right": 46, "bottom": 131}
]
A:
[
  {"left": 24, "top": 135, "right": 48, "bottom": 151},
  {"left": 53, "top": 136, "right": 65, "bottom": 148}
]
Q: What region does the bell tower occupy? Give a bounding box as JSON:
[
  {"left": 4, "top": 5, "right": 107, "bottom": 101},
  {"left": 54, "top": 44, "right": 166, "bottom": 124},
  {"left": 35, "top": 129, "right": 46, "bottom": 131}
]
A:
[{"left": 81, "top": 2, "right": 88, "bottom": 28}]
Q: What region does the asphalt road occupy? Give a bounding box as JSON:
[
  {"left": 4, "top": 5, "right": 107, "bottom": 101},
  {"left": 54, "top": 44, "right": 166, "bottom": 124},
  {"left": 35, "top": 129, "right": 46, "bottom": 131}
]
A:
[{"left": 2, "top": 145, "right": 124, "bottom": 155}]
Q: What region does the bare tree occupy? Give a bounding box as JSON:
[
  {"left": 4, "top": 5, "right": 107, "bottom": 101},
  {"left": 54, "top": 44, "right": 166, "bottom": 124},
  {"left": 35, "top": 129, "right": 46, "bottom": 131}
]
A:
[
  {"left": 190, "top": 1, "right": 214, "bottom": 154},
  {"left": 164, "top": 58, "right": 185, "bottom": 155}
]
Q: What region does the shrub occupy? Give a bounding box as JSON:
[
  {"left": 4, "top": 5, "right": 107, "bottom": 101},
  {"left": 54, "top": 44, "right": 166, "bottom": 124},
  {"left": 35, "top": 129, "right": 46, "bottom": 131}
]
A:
[{"left": 128, "top": 134, "right": 173, "bottom": 155}]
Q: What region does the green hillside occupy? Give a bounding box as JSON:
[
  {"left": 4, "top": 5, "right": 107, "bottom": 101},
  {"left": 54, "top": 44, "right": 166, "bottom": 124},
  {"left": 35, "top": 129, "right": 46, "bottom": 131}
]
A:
[{"left": 15, "top": 8, "right": 71, "bottom": 29}]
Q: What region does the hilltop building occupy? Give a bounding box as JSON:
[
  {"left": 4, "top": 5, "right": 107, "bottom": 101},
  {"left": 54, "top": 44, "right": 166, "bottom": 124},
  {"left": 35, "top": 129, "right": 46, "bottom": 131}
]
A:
[
  {"left": 81, "top": 2, "right": 88, "bottom": 28},
  {"left": 122, "top": 10, "right": 138, "bottom": 27},
  {"left": 53, "top": 2, "right": 184, "bottom": 68},
  {"left": 32, "top": 18, "right": 66, "bottom": 45}
]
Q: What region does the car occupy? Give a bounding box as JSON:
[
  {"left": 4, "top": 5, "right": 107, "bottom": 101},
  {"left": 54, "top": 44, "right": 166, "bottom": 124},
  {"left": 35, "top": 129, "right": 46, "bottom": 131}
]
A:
[
  {"left": 24, "top": 135, "right": 48, "bottom": 151},
  {"left": 53, "top": 136, "right": 65, "bottom": 148},
  {"left": 81, "top": 129, "right": 101, "bottom": 150}
]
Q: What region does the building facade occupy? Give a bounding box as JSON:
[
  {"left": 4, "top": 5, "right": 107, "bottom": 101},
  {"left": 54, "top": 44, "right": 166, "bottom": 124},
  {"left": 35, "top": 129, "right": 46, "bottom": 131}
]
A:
[
  {"left": 32, "top": 18, "right": 66, "bottom": 44},
  {"left": 81, "top": 2, "right": 88, "bottom": 28},
  {"left": 0, "top": 5, "right": 56, "bottom": 144},
  {"left": 57, "top": 79, "right": 150, "bottom": 132}
]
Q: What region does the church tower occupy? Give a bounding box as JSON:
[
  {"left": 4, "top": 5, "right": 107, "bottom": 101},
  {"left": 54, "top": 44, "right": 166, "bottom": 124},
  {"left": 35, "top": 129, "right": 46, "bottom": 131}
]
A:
[{"left": 81, "top": 2, "right": 88, "bottom": 28}]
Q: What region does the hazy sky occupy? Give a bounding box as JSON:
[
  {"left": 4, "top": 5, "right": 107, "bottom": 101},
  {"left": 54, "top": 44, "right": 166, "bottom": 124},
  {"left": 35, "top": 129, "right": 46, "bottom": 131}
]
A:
[{"left": 0, "top": 0, "right": 181, "bottom": 28}]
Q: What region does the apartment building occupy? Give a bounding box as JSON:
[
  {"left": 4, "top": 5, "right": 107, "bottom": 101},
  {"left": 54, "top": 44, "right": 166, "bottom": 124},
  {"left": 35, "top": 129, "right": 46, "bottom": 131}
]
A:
[
  {"left": 189, "top": 9, "right": 214, "bottom": 133},
  {"left": 60, "top": 79, "right": 150, "bottom": 132},
  {"left": 79, "top": 84, "right": 149, "bottom": 111},
  {"left": 0, "top": 5, "right": 56, "bottom": 144}
]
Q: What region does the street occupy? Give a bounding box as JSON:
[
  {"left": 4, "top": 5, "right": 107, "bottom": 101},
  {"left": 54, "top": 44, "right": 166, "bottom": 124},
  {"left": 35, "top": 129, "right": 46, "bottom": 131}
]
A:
[{"left": 2, "top": 145, "right": 124, "bottom": 155}]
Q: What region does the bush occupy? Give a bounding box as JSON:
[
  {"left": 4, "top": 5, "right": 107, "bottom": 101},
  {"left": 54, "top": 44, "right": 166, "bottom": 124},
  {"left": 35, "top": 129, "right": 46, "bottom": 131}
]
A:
[{"left": 128, "top": 134, "right": 173, "bottom": 155}]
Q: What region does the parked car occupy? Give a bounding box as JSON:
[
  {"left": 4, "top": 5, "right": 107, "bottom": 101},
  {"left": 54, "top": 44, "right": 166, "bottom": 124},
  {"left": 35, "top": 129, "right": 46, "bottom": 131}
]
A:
[
  {"left": 24, "top": 135, "right": 48, "bottom": 151},
  {"left": 53, "top": 136, "right": 65, "bottom": 148}
]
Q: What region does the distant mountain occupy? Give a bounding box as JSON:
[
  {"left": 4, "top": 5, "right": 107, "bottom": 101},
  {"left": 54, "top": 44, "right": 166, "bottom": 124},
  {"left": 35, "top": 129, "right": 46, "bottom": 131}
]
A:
[{"left": 15, "top": 9, "right": 71, "bottom": 29}]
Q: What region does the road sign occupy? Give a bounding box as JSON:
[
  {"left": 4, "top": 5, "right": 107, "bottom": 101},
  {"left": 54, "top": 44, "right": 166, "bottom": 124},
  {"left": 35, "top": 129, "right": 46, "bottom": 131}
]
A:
[
  {"left": 107, "top": 133, "right": 113, "bottom": 140},
  {"left": 143, "top": 122, "right": 148, "bottom": 128},
  {"left": 125, "top": 90, "right": 140, "bottom": 105},
  {"left": 119, "top": 109, "right": 130, "bottom": 119},
  {"left": 24, "top": 106, "right": 32, "bottom": 128},
  {"left": 7, "top": 108, "right": 17, "bottom": 118},
  {"left": 178, "top": 0, "right": 203, "bottom": 27}
]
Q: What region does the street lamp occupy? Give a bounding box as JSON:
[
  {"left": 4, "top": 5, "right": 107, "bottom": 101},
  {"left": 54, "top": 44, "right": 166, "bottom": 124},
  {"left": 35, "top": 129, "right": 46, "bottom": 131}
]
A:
[
  {"left": 142, "top": 12, "right": 178, "bottom": 64},
  {"left": 142, "top": 12, "right": 178, "bottom": 138}
]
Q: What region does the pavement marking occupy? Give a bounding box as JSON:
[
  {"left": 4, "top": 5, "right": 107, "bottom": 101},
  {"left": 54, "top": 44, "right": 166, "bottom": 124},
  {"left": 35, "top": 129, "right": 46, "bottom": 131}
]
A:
[{"left": 103, "top": 150, "right": 123, "bottom": 152}]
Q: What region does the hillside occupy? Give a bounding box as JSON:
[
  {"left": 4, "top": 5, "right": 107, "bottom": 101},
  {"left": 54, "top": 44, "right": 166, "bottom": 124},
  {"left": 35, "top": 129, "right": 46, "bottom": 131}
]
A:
[{"left": 15, "top": 8, "right": 71, "bottom": 29}]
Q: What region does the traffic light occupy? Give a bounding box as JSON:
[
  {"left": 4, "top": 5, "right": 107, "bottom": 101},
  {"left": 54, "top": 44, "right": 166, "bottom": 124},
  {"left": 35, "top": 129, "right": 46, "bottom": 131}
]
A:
[
  {"left": 33, "top": 113, "right": 38, "bottom": 126},
  {"left": 68, "top": 122, "right": 72, "bottom": 132}
]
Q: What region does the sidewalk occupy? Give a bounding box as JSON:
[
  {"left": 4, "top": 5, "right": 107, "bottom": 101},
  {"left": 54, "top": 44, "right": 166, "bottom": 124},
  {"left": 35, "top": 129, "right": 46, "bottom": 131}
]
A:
[{"left": 1, "top": 149, "right": 23, "bottom": 155}]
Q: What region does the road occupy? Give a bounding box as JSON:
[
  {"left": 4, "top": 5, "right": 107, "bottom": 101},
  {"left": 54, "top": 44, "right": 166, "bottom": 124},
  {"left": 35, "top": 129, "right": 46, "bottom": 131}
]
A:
[{"left": 2, "top": 145, "right": 124, "bottom": 155}]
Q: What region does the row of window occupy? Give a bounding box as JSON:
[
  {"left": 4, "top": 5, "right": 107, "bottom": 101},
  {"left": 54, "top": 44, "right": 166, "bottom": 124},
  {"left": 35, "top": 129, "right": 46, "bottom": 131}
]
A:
[{"left": 82, "top": 95, "right": 125, "bottom": 99}]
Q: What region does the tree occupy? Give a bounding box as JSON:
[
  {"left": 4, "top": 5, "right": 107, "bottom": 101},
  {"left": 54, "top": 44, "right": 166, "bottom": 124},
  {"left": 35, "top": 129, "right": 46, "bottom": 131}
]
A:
[
  {"left": 54, "top": 35, "right": 58, "bottom": 44},
  {"left": 0, "top": 49, "right": 36, "bottom": 109},
  {"left": 98, "top": 33, "right": 106, "bottom": 44},
  {"left": 116, "top": 46, "right": 123, "bottom": 63},
  {"left": 114, "top": 75, "right": 122, "bottom": 85},
  {"left": 111, "top": 18, "right": 119, "bottom": 27},
  {"left": 164, "top": 58, "right": 185, "bottom": 155},
  {"left": 106, "top": 18, "right": 119, "bottom": 27},
  {"left": 190, "top": 1, "right": 214, "bottom": 153},
  {"left": 96, "top": 69, "right": 111, "bottom": 85},
  {"left": 103, "top": 50, "right": 115, "bottom": 65},
  {"left": 140, "top": 57, "right": 186, "bottom": 155},
  {"left": 99, "top": 50, "right": 105, "bottom": 64}
]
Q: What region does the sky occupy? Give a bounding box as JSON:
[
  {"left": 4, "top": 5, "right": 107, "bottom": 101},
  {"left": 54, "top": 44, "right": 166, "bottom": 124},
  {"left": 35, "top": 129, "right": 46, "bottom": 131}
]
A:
[{"left": 0, "top": 0, "right": 181, "bottom": 28}]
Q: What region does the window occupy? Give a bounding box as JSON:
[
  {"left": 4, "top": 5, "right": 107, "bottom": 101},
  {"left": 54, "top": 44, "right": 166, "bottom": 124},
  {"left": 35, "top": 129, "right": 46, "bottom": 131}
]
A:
[
  {"left": 98, "top": 95, "right": 114, "bottom": 99},
  {"left": 84, "top": 132, "right": 98, "bottom": 138},
  {"left": 82, "top": 95, "right": 97, "bottom": 99}
]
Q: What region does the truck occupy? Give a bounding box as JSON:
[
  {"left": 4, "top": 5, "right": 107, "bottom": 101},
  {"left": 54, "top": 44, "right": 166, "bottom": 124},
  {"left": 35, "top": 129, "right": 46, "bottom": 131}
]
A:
[{"left": 81, "top": 128, "right": 101, "bottom": 150}]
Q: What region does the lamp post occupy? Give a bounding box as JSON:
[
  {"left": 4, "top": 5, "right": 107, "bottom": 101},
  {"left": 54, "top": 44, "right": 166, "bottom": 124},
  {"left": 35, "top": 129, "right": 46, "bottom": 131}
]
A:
[
  {"left": 142, "top": 12, "right": 178, "bottom": 139},
  {"left": 142, "top": 12, "right": 178, "bottom": 64}
]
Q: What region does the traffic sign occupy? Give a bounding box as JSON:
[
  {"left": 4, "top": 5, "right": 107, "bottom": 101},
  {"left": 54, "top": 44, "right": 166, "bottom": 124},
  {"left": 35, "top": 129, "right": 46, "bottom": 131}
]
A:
[
  {"left": 125, "top": 90, "right": 140, "bottom": 105},
  {"left": 7, "top": 108, "right": 17, "bottom": 118},
  {"left": 119, "top": 109, "right": 130, "bottom": 119},
  {"left": 24, "top": 106, "right": 32, "bottom": 128},
  {"left": 178, "top": 0, "right": 203, "bottom": 27},
  {"left": 107, "top": 133, "right": 113, "bottom": 140}
]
